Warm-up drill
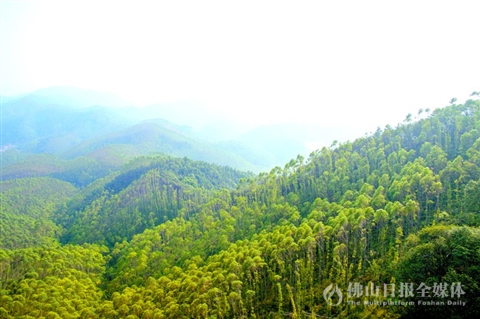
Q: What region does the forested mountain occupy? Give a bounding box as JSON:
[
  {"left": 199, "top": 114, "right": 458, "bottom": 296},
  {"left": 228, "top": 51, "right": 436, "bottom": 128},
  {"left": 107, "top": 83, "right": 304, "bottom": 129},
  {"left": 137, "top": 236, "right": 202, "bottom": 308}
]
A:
[
  {"left": 1, "top": 97, "right": 480, "bottom": 318},
  {"left": 55, "top": 156, "right": 252, "bottom": 247},
  {"left": 0, "top": 120, "right": 269, "bottom": 187},
  {"left": 0, "top": 93, "right": 132, "bottom": 153},
  {"left": 61, "top": 120, "right": 268, "bottom": 172}
]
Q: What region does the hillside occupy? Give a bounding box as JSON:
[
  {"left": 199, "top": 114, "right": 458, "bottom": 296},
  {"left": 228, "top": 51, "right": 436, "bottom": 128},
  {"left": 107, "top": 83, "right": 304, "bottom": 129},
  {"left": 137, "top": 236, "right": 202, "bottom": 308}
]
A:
[
  {"left": 0, "top": 153, "right": 123, "bottom": 187},
  {"left": 61, "top": 120, "right": 270, "bottom": 172},
  {"left": 0, "top": 177, "right": 78, "bottom": 249},
  {"left": 54, "top": 155, "right": 251, "bottom": 247},
  {"left": 1, "top": 97, "right": 480, "bottom": 318}
]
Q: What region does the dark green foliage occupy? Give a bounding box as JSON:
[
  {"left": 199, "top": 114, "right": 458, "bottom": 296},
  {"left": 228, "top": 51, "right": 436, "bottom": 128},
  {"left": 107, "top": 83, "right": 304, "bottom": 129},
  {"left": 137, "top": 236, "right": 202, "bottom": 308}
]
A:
[{"left": 396, "top": 226, "right": 480, "bottom": 319}]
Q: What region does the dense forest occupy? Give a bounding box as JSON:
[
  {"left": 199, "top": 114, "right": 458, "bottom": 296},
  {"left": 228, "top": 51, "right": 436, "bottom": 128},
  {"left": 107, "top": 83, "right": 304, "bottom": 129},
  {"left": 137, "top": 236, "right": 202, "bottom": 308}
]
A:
[{"left": 1, "top": 96, "right": 480, "bottom": 318}]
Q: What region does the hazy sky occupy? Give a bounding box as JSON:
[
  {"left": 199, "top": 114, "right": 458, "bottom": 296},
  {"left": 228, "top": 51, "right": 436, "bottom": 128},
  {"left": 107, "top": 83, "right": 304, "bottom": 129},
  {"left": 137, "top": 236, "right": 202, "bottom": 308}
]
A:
[{"left": 1, "top": 0, "right": 479, "bottom": 132}]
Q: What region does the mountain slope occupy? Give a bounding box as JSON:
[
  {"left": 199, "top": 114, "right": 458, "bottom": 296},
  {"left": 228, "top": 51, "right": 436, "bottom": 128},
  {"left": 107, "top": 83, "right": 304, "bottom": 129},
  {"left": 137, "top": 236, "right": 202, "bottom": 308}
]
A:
[
  {"left": 0, "top": 177, "right": 78, "bottom": 249},
  {"left": 1, "top": 94, "right": 132, "bottom": 153},
  {"left": 62, "top": 119, "right": 271, "bottom": 172},
  {"left": 0, "top": 153, "right": 123, "bottom": 187},
  {"left": 56, "top": 155, "right": 252, "bottom": 247},
  {"left": 1, "top": 87, "right": 279, "bottom": 172}
]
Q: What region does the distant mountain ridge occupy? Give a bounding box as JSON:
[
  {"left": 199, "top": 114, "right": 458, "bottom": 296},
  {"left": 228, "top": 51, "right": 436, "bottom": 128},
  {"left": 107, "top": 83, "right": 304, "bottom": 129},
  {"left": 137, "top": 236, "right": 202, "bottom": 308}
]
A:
[
  {"left": 1, "top": 87, "right": 137, "bottom": 152},
  {"left": 1, "top": 87, "right": 277, "bottom": 176},
  {"left": 61, "top": 119, "right": 270, "bottom": 172},
  {"left": 1, "top": 86, "right": 346, "bottom": 175},
  {"left": 2, "top": 86, "right": 134, "bottom": 108}
]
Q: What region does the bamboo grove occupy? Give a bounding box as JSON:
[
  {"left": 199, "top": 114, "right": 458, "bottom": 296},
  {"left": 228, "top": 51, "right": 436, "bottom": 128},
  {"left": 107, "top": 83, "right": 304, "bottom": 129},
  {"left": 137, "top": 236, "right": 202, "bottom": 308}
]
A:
[{"left": 1, "top": 97, "right": 480, "bottom": 318}]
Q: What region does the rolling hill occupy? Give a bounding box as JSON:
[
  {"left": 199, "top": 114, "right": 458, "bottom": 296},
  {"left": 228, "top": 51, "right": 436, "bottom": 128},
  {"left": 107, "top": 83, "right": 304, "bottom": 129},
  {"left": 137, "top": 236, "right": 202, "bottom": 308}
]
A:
[
  {"left": 1, "top": 87, "right": 282, "bottom": 173},
  {"left": 61, "top": 119, "right": 271, "bottom": 172},
  {"left": 1, "top": 93, "right": 132, "bottom": 153}
]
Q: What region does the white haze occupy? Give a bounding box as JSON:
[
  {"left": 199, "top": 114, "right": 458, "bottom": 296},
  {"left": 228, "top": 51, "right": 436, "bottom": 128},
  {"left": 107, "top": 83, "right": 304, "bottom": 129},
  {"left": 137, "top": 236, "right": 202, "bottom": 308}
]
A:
[{"left": 2, "top": 0, "right": 480, "bottom": 151}]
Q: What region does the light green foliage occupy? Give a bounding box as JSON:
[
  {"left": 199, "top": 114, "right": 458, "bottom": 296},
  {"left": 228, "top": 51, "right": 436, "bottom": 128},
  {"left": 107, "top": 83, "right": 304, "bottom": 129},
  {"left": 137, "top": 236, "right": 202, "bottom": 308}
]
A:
[
  {"left": 0, "top": 243, "right": 107, "bottom": 318},
  {"left": 0, "top": 177, "right": 78, "bottom": 249}
]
